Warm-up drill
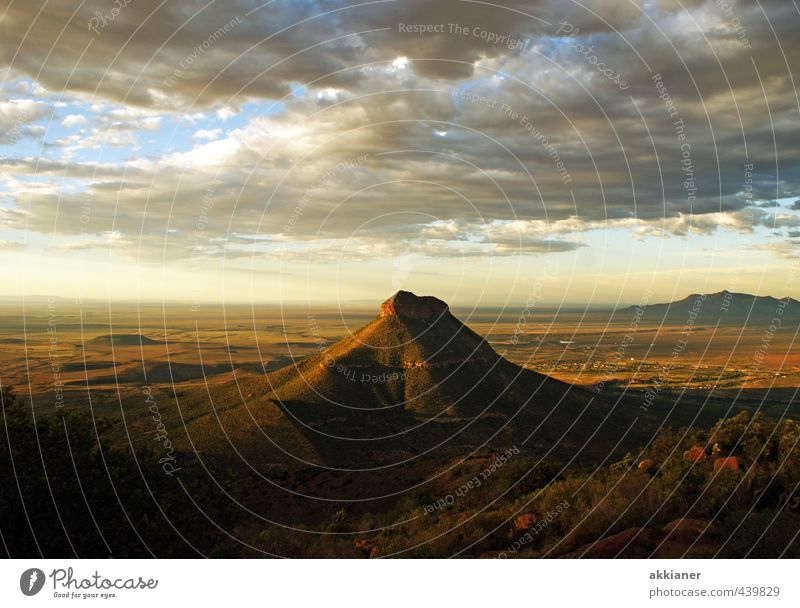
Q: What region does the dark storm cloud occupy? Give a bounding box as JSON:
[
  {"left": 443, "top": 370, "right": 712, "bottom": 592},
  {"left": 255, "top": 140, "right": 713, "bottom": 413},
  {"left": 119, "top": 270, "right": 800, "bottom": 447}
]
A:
[
  {"left": 0, "top": 1, "right": 665, "bottom": 109},
  {"left": 1, "top": 0, "right": 799, "bottom": 260}
]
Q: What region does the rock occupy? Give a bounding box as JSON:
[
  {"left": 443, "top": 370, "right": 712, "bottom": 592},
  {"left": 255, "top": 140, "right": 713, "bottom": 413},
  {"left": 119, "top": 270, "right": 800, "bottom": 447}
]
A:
[
  {"left": 662, "top": 518, "right": 717, "bottom": 543},
  {"left": 379, "top": 291, "right": 449, "bottom": 321},
  {"left": 513, "top": 513, "right": 538, "bottom": 532},
  {"left": 713, "top": 456, "right": 740, "bottom": 472},
  {"left": 561, "top": 527, "right": 662, "bottom": 558},
  {"left": 683, "top": 445, "right": 707, "bottom": 462},
  {"left": 561, "top": 521, "right": 722, "bottom": 559},
  {"left": 354, "top": 539, "right": 375, "bottom": 558},
  {"left": 638, "top": 459, "right": 657, "bottom": 474}
]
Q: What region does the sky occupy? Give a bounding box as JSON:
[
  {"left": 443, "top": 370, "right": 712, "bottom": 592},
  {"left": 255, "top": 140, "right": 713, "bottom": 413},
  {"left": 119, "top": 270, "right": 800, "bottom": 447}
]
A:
[{"left": 0, "top": 0, "right": 798, "bottom": 308}]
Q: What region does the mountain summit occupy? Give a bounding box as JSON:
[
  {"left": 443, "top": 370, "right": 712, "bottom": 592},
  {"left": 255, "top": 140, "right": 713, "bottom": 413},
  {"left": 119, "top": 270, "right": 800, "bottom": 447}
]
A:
[{"left": 379, "top": 290, "right": 450, "bottom": 320}]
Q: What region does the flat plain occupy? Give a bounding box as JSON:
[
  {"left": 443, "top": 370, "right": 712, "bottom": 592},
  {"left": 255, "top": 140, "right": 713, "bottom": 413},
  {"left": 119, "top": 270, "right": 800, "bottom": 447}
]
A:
[
  {"left": 4, "top": 299, "right": 798, "bottom": 390},
  {"left": 2, "top": 297, "right": 797, "bottom": 432}
]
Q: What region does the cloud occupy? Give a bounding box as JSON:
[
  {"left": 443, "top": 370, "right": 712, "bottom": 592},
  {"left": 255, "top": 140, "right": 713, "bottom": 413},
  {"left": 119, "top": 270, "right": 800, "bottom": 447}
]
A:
[
  {"left": 62, "top": 114, "right": 88, "bottom": 128},
  {"left": 0, "top": 99, "right": 49, "bottom": 143},
  {"left": 192, "top": 128, "right": 222, "bottom": 141},
  {"left": 0, "top": 239, "right": 24, "bottom": 251},
  {"left": 0, "top": 0, "right": 798, "bottom": 271}
]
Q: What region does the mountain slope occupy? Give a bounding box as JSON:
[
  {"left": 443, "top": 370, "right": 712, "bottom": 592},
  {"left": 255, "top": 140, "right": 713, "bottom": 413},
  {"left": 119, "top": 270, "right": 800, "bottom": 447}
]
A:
[
  {"left": 265, "top": 292, "right": 546, "bottom": 416},
  {"left": 188, "top": 292, "right": 641, "bottom": 468},
  {"left": 160, "top": 292, "right": 650, "bottom": 471}
]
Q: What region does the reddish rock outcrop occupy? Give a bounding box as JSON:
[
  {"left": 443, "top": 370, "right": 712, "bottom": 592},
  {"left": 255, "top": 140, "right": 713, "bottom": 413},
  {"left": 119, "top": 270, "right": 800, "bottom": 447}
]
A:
[
  {"left": 379, "top": 291, "right": 449, "bottom": 321},
  {"left": 354, "top": 539, "right": 380, "bottom": 558},
  {"left": 638, "top": 459, "right": 657, "bottom": 474},
  {"left": 683, "top": 445, "right": 707, "bottom": 463},
  {"left": 662, "top": 518, "right": 717, "bottom": 543},
  {"left": 513, "top": 513, "right": 538, "bottom": 532},
  {"left": 713, "top": 456, "right": 740, "bottom": 472},
  {"left": 561, "top": 527, "right": 662, "bottom": 558},
  {"left": 561, "top": 520, "right": 719, "bottom": 559}
]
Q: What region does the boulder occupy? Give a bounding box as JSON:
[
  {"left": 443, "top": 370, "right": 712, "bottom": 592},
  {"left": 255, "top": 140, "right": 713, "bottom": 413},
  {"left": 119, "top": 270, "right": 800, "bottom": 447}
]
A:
[
  {"left": 713, "top": 456, "right": 740, "bottom": 472},
  {"left": 638, "top": 459, "right": 657, "bottom": 474},
  {"left": 683, "top": 445, "right": 707, "bottom": 462},
  {"left": 662, "top": 518, "right": 717, "bottom": 543},
  {"left": 561, "top": 527, "right": 662, "bottom": 558},
  {"left": 354, "top": 539, "right": 376, "bottom": 558},
  {"left": 513, "top": 513, "right": 538, "bottom": 532}
]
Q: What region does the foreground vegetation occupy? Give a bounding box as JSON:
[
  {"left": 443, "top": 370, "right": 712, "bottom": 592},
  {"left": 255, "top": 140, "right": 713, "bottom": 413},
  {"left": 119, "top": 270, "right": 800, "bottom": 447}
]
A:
[
  {"left": 2, "top": 384, "right": 798, "bottom": 558},
  {"left": 249, "top": 411, "right": 800, "bottom": 558}
]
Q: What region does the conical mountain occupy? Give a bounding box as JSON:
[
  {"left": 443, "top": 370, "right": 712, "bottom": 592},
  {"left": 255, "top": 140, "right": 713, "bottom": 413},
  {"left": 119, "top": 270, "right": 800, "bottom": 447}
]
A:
[
  {"left": 266, "top": 291, "right": 559, "bottom": 416},
  {"left": 177, "top": 292, "right": 647, "bottom": 469}
]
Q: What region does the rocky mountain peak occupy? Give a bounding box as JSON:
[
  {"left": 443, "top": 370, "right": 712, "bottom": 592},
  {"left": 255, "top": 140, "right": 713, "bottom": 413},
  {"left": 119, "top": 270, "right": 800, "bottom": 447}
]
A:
[{"left": 378, "top": 290, "right": 450, "bottom": 321}]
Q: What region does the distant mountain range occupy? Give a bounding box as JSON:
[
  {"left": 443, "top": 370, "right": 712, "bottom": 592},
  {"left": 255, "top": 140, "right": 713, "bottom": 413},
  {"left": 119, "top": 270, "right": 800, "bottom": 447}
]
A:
[{"left": 619, "top": 291, "right": 800, "bottom": 325}]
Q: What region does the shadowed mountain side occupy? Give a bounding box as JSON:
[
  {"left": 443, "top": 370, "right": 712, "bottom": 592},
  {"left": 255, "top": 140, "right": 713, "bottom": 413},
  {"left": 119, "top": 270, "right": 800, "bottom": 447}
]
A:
[
  {"left": 67, "top": 361, "right": 268, "bottom": 386},
  {"left": 166, "top": 375, "right": 643, "bottom": 480},
  {"left": 160, "top": 293, "right": 649, "bottom": 471},
  {"left": 264, "top": 293, "right": 574, "bottom": 417},
  {"left": 88, "top": 333, "right": 164, "bottom": 346},
  {"left": 153, "top": 377, "right": 324, "bottom": 470}
]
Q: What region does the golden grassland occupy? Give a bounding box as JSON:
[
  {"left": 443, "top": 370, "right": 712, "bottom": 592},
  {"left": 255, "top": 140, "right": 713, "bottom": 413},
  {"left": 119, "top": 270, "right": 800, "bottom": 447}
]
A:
[
  {"left": 0, "top": 299, "right": 794, "bottom": 460},
  {"left": 1, "top": 300, "right": 797, "bottom": 417}
]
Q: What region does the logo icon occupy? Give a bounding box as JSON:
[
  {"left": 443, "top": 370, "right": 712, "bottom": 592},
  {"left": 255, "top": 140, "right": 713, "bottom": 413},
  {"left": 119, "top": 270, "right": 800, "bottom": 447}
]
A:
[{"left": 20, "top": 568, "right": 45, "bottom": 596}]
